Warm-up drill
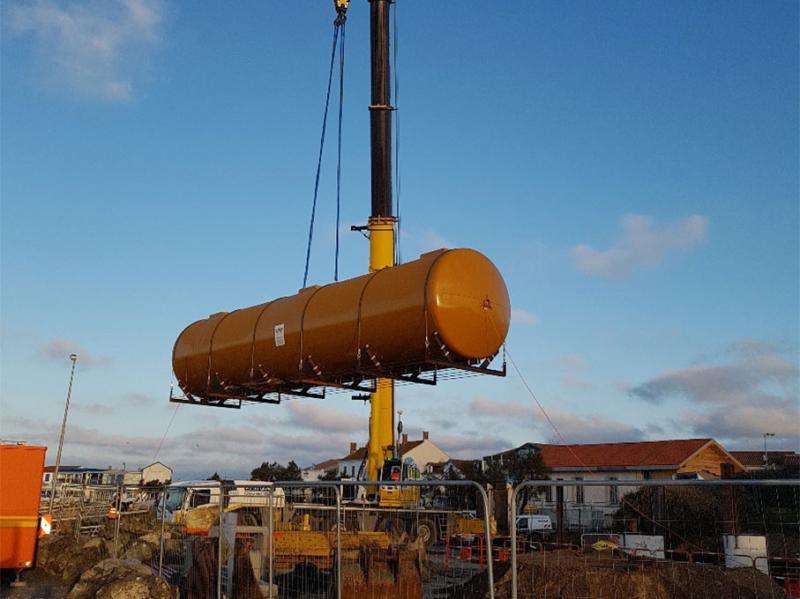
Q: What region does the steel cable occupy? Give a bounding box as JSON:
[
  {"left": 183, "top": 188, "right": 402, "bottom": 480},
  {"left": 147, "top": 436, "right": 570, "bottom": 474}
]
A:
[
  {"left": 303, "top": 21, "right": 343, "bottom": 289},
  {"left": 335, "top": 22, "right": 346, "bottom": 281}
]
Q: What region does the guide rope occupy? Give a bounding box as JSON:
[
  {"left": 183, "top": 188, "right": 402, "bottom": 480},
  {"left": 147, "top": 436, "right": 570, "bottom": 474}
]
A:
[{"left": 303, "top": 14, "right": 347, "bottom": 288}]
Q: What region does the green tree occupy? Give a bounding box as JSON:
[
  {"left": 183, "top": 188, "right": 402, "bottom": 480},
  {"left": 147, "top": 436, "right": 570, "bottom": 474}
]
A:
[
  {"left": 251, "top": 460, "right": 302, "bottom": 482},
  {"left": 319, "top": 468, "right": 342, "bottom": 481},
  {"left": 446, "top": 454, "right": 550, "bottom": 510},
  {"left": 207, "top": 472, "right": 221, "bottom": 481}
]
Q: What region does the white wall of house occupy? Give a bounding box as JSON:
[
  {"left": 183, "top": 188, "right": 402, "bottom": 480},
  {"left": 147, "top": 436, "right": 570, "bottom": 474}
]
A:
[
  {"left": 534, "top": 470, "right": 657, "bottom": 530},
  {"left": 405, "top": 440, "right": 449, "bottom": 472},
  {"left": 337, "top": 460, "right": 362, "bottom": 478},
  {"left": 142, "top": 462, "right": 172, "bottom": 483},
  {"left": 302, "top": 467, "right": 327, "bottom": 481},
  {"left": 124, "top": 471, "right": 143, "bottom": 485}
]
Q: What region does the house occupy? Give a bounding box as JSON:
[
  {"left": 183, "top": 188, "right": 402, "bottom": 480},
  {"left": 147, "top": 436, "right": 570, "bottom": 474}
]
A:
[
  {"left": 141, "top": 462, "right": 172, "bottom": 484},
  {"left": 336, "top": 432, "right": 450, "bottom": 479},
  {"left": 42, "top": 465, "right": 125, "bottom": 487},
  {"left": 427, "top": 458, "right": 481, "bottom": 480},
  {"left": 301, "top": 459, "right": 339, "bottom": 482},
  {"left": 729, "top": 451, "right": 799, "bottom": 473},
  {"left": 532, "top": 438, "right": 746, "bottom": 530},
  {"left": 482, "top": 442, "right": 540, "bottom": 469}
]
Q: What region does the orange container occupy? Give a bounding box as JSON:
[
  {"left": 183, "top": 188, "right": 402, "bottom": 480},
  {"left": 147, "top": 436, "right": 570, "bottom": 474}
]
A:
[
  {"left": 0, "top": 444, "right": 47, "bottom": 569},
  {"left": 173, "top": 248, "right": 510, "bottom": 400}
]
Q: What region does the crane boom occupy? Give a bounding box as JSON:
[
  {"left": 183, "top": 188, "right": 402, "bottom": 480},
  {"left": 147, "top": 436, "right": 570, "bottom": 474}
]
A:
[{"left": 365, "top": 0, "right": 396, "bottom": 482}]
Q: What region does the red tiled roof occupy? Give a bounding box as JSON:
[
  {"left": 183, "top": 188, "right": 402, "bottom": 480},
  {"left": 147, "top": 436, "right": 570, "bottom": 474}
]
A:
[
  {"left": 729, "top": 451, "right": 795, "bottom": 467},
  {"left": 311, "top": 459, "right": 339, "bottom": 471},
  {"left": 342, "top": 440, "right": 425, "bottom": 462},
  {"left": 540, "top": 439, "right": 713, "bottom": 469}
]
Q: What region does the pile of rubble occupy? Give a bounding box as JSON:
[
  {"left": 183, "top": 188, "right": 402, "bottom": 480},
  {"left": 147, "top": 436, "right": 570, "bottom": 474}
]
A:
[
  {"left": 34, "top": 518, "right": 176, "bottom": 599},
  {"left": 493, "top": 550, "right": 786, "bottom": 599}
]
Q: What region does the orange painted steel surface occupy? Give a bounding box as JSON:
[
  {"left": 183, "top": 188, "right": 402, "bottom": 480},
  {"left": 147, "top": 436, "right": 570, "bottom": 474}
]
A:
[
  {"left": 0, "top": 445, "right": 46, "bottom": 569},
  {"left": 173, "top": 248, "right": 510, "bottom": 400}
]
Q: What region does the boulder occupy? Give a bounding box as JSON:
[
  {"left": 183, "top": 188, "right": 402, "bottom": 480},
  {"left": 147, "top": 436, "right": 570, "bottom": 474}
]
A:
[
  {"left": 38, "top": 534, "right": 109, "bottom": 587},
  {"left": 67, "top": 558, "right": 174, "bottom": 599}
]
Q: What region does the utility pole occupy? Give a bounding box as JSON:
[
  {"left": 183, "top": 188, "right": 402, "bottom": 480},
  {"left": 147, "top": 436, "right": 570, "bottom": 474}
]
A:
[
  {"left": 366, "top": 0, "right": 396, "bottom": 482},
  {"left": 49, "top": 353, "right": 78, "bottom": 513}
]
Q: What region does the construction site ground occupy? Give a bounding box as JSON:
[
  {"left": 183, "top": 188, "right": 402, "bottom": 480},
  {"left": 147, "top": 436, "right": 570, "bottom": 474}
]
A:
[{"left": 492, "top": 550, "right": 787, "bottom": 599}]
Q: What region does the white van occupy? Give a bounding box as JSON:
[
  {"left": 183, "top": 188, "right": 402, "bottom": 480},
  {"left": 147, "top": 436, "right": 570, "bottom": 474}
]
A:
[
  {"left": 516, "top": 513, "right": 554, "bottom": 545},
  {"left": 159, "top": 480, "right": 285, "bottom": 524}
]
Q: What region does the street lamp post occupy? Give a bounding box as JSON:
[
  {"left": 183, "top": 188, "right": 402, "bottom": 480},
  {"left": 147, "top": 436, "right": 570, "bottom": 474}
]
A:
[
  {"left": 48, "top": 353, "right": 78, "bottom": 513},
  {"left": 762, "top": 432, "right": 775, "bottom": 469}
]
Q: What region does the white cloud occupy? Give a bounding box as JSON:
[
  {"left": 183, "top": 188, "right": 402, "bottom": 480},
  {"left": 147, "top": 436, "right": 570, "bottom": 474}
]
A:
[
  {"left": 630, "top": 340, "right": 799, "bottom": 447},
  {"left": 511, "top": 308, "right": 539, "bottom": 326},
  {"left": 284, "top": 401, "right": 366, "bottom": 434},
  {"left": 8, "top": 0, "right": 163, "bottom": 101},
  {"left": 468, "top": 398, "right": 644, "bottom": 444},
  {"left": 572, "top": 214, "right": 708, "bottom": 279},
  {"left": 36, "top": 338, "right": 111, "bottom": 369},
  {"left": 400, "top": 227, "right": 453, "bottom": 256}
]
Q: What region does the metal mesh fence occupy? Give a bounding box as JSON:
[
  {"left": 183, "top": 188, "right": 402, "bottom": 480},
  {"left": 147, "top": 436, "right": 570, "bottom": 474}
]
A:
[
  {"left": 33, "top": 478, "right": 799, "bottom": 598},
  {"left": 509, "top": 479, "right": 800, "bottom": 599},
  {"left": 211, "top": 480, "right": 495, "bottom": 599},
  {"left": 156, "top": 483, "right": 222, "bottom": 598}
]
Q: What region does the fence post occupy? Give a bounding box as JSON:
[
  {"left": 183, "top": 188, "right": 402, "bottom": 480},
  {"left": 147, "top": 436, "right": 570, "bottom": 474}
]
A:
[
  {"left": 217, "top": 485, "right": 224, "bottom": 599},
  {"left": 113, "top": 484, "right": 121, "bottom": 558},
  {"left": 74, "top": 484, "right": 85, "bottom": 541},
  {"left": 268, "top": 488, "right": 274, "bottom": 599},
  {"left": 472, "top": 481, "right": 495, "bottom": 599},
  {"left": 158, "top": 487, "right": 166, "bottom": 578},
  {"left": 336, "top": 484, "right": 342, "bottom": 599},
  {"left": 510, "top": 482, "right": 520, "bottom": 599}
]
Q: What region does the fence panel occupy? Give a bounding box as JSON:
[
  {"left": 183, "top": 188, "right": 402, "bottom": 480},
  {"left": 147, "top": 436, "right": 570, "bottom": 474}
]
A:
[
  {"left": 156, "top": 483, "right": 222, "bottom": 598},
  {"left": 215, "top": 480, "right": 494, "bottom": 599},
  {"left": 509, "top": 479, "right": 800, "bottom": 599},
  {"left": 109, "top": 484, "right": 166, "bottom": 563}
]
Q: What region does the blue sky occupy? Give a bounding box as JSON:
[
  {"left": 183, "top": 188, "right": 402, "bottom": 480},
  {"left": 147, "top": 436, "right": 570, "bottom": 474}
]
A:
[{"left": 2, "top": 0, "right": 797, "bottom": 479}]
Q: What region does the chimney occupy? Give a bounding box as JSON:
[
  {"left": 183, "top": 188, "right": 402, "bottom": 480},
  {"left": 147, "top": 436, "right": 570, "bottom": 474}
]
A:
[
  {"left": 402, "top": 433, "right": 408, "bottom": 445},
  {"left": 349, "top": 442, "right": 357, "bottom": 454},
  {"left": 423, "top": 431, "right": 429, "bottom": 441}
]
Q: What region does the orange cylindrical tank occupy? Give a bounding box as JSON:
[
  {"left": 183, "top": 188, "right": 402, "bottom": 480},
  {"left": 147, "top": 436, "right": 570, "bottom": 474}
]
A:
[
  {"left": 0, "top": 444, "right": 47, "bottom": 570},
  {"left": 173, "top": 248, "right": 510, "bottom": 399}
]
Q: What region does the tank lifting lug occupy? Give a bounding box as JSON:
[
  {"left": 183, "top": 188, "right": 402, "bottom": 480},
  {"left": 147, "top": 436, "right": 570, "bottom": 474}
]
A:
[
  {"left": 365, "top": 345, "right": 381, "bottom": 368},
  {"left": 306, "top": 356, "right": 323, "bottom": 377},
  {"left": 432, "top": 332, "right": 452, "bottom": 361}
]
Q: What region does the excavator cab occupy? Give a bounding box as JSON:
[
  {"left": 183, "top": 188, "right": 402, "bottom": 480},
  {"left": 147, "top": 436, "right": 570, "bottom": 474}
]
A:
[{"left": 378, "top": 457, "right": 421, "bottom": 508}]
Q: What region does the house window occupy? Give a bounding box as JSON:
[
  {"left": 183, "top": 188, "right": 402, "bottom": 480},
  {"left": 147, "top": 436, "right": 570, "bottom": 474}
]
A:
[
  {"left": 575, "top": 477, "right": 584, "bottom": 504},
  {"left": 608, "top": 477, "right": 618, "bottom": 504}
]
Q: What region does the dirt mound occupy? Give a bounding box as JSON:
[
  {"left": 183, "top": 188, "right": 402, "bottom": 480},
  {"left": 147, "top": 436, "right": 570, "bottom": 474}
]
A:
[
  {"left": 35, "top": 530, "right": 176, "bottom": 599},
  {"left": 494, "top": 551, "right": 785, "bottom": 599}
]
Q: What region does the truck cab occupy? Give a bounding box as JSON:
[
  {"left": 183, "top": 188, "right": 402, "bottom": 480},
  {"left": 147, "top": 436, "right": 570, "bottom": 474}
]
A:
[{"left": 158, "top": 480, "right": 284, "bottom": 524}]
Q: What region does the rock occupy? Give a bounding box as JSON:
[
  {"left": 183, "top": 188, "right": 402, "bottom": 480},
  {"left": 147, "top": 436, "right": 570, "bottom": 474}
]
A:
[
  {"left": 140, "top": 532, "right": 162, "bottom": 546},
  {"left": 38, "top": 533, "right": 109, "bottom": 587},
  {"left": 123, "top": 541, "right": 153, "bottom": 562},
  {"left": 82, "top": 537, "right": 104, "bottom": 550},
  {"left": 67, "top": 559, "right": 173, "bottom": 599}
]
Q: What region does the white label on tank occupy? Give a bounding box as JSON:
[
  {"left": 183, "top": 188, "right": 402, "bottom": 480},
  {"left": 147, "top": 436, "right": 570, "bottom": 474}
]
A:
[{"left": 274, "top": 323, "right": 285, "bottom": 347}]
